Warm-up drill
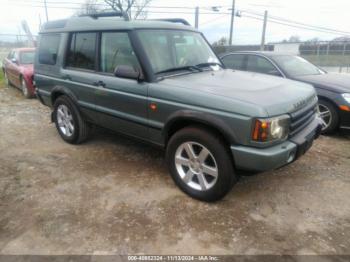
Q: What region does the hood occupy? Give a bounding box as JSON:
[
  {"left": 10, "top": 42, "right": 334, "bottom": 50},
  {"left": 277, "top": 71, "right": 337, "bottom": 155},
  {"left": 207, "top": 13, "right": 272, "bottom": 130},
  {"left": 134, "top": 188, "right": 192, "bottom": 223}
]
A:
[
  {"left": 292, "top": 73, "right": 350, "bottom": 93},
  {"left": 161, "top": 69, "right": 317, "bottom": 116}
]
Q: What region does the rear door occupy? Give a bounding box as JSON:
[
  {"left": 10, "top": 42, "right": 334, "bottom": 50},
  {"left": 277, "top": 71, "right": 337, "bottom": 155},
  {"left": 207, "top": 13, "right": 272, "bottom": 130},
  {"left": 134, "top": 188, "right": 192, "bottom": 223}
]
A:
[{"left": 62, "top": 32, "right": 100, "bottom": 121}]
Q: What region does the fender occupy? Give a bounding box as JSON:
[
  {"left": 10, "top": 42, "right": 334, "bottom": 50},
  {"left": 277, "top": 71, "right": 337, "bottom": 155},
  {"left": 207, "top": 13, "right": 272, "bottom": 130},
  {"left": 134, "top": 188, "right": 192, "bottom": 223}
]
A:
[
  {"left": 162, "top": 110, "right": 238, "bottom": 145},
  {"left": 51, "top": 85, "right": 79, "bottom": 106}
]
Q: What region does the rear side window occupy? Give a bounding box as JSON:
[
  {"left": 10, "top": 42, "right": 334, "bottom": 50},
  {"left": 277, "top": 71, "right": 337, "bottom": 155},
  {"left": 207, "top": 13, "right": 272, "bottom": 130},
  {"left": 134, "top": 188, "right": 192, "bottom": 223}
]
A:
[
  {"left": 66, "top": 32, "right": 96, "bottom": 70},
  {"left": 246, "top": 55, "right": 277, "bottom": 74},
  {"left": 100, "top": 32, "right": 140, "bottom": 73},
  {"left": 38, "top": 34, "right": 61, "bottom": 65},
  {"left": 222, "top": 54, "right": 246, "bottom": 70}
]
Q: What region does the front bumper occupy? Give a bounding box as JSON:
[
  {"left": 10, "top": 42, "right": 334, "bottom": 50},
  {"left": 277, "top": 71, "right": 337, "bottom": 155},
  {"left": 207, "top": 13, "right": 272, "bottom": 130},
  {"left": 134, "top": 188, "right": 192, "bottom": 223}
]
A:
[
  {"left": 231, "top": 117, "right": 322, "bottom": 172},
  {"left": 339, "top": 109, "right": 350, "bottom": 129}
]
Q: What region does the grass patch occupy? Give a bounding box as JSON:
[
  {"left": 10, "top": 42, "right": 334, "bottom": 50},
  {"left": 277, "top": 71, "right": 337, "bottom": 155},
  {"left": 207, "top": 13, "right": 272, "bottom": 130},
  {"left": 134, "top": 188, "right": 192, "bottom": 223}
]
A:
[{"left": 0, "top": 70, "right": 3, "bottom": 86}]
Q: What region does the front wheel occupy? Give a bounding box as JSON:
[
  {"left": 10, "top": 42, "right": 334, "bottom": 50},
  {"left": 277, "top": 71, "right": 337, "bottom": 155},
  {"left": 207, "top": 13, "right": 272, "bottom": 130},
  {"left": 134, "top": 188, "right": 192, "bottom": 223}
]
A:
[
  {"left": 318, "top": 99, "right": 339, "bottom": 134},
  {"left": 166, "top": 126, "right": 237, "bottom": 202}
]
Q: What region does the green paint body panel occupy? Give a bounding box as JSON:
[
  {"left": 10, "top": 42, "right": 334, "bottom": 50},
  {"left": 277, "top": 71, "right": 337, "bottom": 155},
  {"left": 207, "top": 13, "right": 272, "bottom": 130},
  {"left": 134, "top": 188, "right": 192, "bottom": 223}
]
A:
[{"left": 34, "top": 16, "right": 322, "bottom": 172}]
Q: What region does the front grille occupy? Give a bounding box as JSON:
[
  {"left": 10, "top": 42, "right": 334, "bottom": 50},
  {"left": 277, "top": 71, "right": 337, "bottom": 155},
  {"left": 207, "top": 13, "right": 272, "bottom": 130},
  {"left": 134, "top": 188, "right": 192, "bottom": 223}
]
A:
[{"left": 289, "top": 101, "right": 318, "bottom": 137}]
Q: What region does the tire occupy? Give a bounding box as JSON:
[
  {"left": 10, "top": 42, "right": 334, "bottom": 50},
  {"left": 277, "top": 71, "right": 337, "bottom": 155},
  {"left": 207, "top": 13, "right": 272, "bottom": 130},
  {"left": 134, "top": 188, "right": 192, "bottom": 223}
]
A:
[
  {"left": 53, "top": 95, "right": 90, "bottom": 144},
  {"left": 166, "top": 126, "right": 237, "bottom": 202},
  {"left": 4, "top": 70, "right": 10, "bottom": 86},
  {"left": 318, "top": 99, "right": 339, "bottom": 134},
  {"left": 21, "top": 77, "right": 32, "bottom": 99}
]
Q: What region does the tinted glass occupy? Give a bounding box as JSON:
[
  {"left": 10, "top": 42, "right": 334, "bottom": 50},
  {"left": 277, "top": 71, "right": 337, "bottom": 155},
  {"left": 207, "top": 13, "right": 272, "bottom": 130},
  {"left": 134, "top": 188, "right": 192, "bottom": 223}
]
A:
[
  {"left": 273, "top": 55, "right": 323, "bottom": 76},
  {"left": 137, "top": 30, "right": 220, "bottom": 73},
  {"left": 222, "top": 54, "right": 246, "bottom": 70},
  {"left": 100, "top": 32, "right": 140, "bottom": 73},
  {"left": 20, "top": 51, "right": 35, "bottom": 64},
  {"left": 246, "top": 55, "right": 277, "bottom": 74},
  {"left": 7, "top": 51, "right": 14, "bottom": 59},
  {"left": 66, "top": 32, "right": 96, "bottom": 70},
  {"left": 38, "top": 34, "right": 60, "bottom": 65}
]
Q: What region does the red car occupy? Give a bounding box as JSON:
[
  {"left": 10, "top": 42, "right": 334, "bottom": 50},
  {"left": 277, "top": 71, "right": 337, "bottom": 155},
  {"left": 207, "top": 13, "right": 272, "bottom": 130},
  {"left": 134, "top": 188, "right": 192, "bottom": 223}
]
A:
[{"left": 2, "top": 48, "right": 35, "bottom": 98}]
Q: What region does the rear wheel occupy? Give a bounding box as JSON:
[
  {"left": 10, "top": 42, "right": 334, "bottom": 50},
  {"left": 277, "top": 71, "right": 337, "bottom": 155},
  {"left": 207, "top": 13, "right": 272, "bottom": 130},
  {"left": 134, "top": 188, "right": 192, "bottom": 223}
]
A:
[
  {"left": 318, "top": 99, "right": 339, "bottom": 134},
  {"left": 53, "top": 95, "right": 90, "bottom": 144},
  {"left": 21, "top": 78, "right": 32, "bottom": 98},
  {"left": 166, "top": 126, "right": 237, "bottom": 202}
]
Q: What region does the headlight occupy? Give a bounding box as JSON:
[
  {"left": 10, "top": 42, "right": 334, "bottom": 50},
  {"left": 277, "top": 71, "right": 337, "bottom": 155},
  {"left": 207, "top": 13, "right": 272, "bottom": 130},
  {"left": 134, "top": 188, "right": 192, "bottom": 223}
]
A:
[
  {"left": 252, "top": 115, "right": 290, "bottom": 142},
  {"left": 342, "top": 93, "right": 350, "bottom": 104}
]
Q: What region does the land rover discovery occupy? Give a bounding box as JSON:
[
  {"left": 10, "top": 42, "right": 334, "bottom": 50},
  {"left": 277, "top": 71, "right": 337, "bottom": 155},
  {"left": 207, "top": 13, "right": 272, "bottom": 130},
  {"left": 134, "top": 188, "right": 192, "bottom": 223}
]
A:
[{"left": 35, "top": 13, "right": 322, "bottom": 201}]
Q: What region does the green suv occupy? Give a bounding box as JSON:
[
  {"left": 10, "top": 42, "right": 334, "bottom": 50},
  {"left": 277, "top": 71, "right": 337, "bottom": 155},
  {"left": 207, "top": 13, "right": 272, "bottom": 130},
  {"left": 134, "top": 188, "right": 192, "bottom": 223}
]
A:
[{"left": 35, "top": 14, "right": 322, "bottom": 201}]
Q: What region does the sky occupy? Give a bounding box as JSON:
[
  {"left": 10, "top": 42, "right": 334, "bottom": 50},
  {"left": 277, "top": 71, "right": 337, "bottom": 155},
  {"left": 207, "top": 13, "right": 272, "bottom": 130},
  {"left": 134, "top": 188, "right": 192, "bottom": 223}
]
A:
[{"left": 0, "top": 0, "right": 350, "bottom": 44}]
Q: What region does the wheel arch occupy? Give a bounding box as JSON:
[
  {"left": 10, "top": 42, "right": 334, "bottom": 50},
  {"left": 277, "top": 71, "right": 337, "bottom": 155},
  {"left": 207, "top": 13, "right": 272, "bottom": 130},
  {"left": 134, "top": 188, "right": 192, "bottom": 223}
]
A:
[
  {"left": 51, "top": 86, "right": 78, "bottom": 106},
  {"left": 163, "top": 110, "right": 238, "bottom": 147},
  {"left": 318, "top": 95, "right": 340, "bottom": 113}
]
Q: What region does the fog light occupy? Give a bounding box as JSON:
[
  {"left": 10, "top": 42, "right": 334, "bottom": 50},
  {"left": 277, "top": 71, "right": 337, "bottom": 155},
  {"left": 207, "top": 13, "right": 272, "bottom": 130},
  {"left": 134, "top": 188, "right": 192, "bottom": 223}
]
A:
[{"left": 287, "top": 151, "right": 295, "bottom": 163}]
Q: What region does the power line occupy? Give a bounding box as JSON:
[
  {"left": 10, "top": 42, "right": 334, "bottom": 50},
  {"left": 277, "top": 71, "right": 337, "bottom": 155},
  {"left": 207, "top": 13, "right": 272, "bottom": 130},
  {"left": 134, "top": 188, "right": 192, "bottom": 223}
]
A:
[
  {"left": 243, "top": 14, "right": 350, "bottom": 36},
  {"left": 241, "top": 9, "right": 350, "bottom": 35},
  {"left": 1, "top": 0, "right": 350, "bottom": 37}
]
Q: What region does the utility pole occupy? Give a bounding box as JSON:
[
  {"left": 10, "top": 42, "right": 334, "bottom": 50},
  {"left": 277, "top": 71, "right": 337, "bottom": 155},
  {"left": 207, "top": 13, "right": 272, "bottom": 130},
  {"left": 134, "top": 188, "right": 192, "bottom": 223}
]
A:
[
  {"left": 44, "top": 0, "right": 49, "bottom": 22},
  {"left": 228, "top": 0, "right": 236, "bottom": 45},
  {"left": 194, "top": 7, "right": 199, "bottom": 29},
  {"left": 260, "top": 10, "right": 268, "bottom": 51}
]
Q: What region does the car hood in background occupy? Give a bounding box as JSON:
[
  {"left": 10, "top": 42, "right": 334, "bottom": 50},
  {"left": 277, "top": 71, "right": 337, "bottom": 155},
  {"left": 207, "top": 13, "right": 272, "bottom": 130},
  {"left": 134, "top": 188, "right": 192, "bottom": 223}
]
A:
[
  {"left": 159, "top": 69, "right": 317, "bottom": 117},
  {"left": 292, "top": 73, "right": 350, "bottom": 93}
]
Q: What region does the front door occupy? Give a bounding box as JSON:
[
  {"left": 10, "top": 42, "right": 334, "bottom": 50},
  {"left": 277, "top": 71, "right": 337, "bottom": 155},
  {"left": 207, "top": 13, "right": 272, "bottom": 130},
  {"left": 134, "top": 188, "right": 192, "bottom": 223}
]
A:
[{"left": 92, "top": 31, "right": 149, "bottom": 141}]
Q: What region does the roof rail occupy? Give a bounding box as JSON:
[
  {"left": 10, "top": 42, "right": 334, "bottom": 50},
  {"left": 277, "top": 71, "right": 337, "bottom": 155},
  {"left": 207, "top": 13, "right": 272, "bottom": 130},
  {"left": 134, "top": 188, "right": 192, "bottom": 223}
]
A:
[
  {"left": 80, "top": 11, "right": 130, "bottom": 21},
  {"left": 150, "top": 18, "right": 191, "bottom": 26}
]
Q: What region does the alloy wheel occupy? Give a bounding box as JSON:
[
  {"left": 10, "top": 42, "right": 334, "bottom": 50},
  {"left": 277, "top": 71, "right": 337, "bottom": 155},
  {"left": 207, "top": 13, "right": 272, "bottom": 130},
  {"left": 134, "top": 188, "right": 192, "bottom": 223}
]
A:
[
  {"left": 57, "top": 104, "right": 75, "bottom": 137},
  {"left": 318, "top": 104, "right": 332, "bottom": 131},
  {"left": 22, "top": 79, "right": 29, "bottom": 97},
  {"left": 175, "top": 142, "right": 218, "bottom": 191},
  {"left": 4, "top": 72, "right": 9, "bottom": 86}
]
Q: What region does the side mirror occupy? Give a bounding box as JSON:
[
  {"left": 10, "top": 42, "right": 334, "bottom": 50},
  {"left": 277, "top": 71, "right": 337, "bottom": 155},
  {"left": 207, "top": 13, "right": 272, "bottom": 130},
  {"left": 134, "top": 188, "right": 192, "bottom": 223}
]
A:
[
  {"left": 114, "top": 65, "right": 143, "bottom": 81},
  {"left": 11, "top": 58, "right": 18, "bottom": 64}
]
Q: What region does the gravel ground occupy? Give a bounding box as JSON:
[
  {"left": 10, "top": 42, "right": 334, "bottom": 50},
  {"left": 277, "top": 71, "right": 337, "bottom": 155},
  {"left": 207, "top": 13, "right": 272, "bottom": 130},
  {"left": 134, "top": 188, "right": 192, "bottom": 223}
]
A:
[{"left": 0, "top": 82, "right": 350, "bottom": 255}]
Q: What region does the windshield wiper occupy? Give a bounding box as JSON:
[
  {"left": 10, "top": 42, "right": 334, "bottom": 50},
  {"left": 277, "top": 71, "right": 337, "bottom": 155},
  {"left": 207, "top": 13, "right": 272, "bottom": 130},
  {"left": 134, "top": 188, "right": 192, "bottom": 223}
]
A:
[
  {"left": 155, "top": 65, "right": 203, "bottom": 75},
  {"left": 195, "top": 62, "right": 223, "bottom": 68}
]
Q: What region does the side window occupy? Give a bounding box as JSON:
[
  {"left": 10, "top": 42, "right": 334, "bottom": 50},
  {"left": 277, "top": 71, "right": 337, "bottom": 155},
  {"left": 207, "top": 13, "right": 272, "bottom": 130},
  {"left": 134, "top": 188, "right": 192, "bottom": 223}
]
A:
[
  {"left": 221, "top": 54, "right": 246, "bottom": 70},
  {"left": 100, "top": 32, "right": 140, "bottom": 73},
  {"left": 246, "top": 55, "right": 278, "bottom": 75},
  {"left": 7, "top": 51, "right": 14, "bottom": 59},
  {"left": 38, "top": 34, "right": 61, "bottom": 65},
  {"left": 66, "top": 32, "right": 96, "bottom": 70}
]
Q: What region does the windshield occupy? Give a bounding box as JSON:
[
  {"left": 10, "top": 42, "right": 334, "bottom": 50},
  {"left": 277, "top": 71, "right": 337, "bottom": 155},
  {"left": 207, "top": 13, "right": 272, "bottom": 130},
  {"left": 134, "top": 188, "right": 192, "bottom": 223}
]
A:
[
  {"left": 137, "top": 30, "right": 220, "bottom": 74},
  {"left": 273, "top": 55, "right": 324, "bottom": 77},
  {"left": 20, "top": 51, "right": 35, "bottom": 64}
]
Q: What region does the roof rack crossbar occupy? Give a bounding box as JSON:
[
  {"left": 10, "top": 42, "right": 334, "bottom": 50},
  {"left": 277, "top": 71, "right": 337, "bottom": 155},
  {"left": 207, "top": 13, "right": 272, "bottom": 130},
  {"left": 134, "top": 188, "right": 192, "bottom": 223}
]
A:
[
  {"left": 150, "top": 18, "right": 191, "bottom": 26},
  {"left": 80, "top": 11, "right": 130, "bottom": 21}
]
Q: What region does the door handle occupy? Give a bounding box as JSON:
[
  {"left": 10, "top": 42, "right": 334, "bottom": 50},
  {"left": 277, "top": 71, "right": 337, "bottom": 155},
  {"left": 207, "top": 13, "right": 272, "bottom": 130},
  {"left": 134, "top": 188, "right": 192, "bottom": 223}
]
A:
[{"left": 93, "top": 80, "right": 106, "bottom": 88}]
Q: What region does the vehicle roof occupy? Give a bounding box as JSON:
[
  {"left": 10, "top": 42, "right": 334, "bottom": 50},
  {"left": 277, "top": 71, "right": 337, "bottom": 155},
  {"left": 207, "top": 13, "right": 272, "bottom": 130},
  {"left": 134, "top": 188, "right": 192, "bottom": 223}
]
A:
[
  {"left": 12, "top": 48, "right": 36, "bottom": 53},
  {"left": 220, "top": 51, "right": 296, "bottom": 58},
  {"left": 40, "top": 16, "right": 197, "bottom": 34}
]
